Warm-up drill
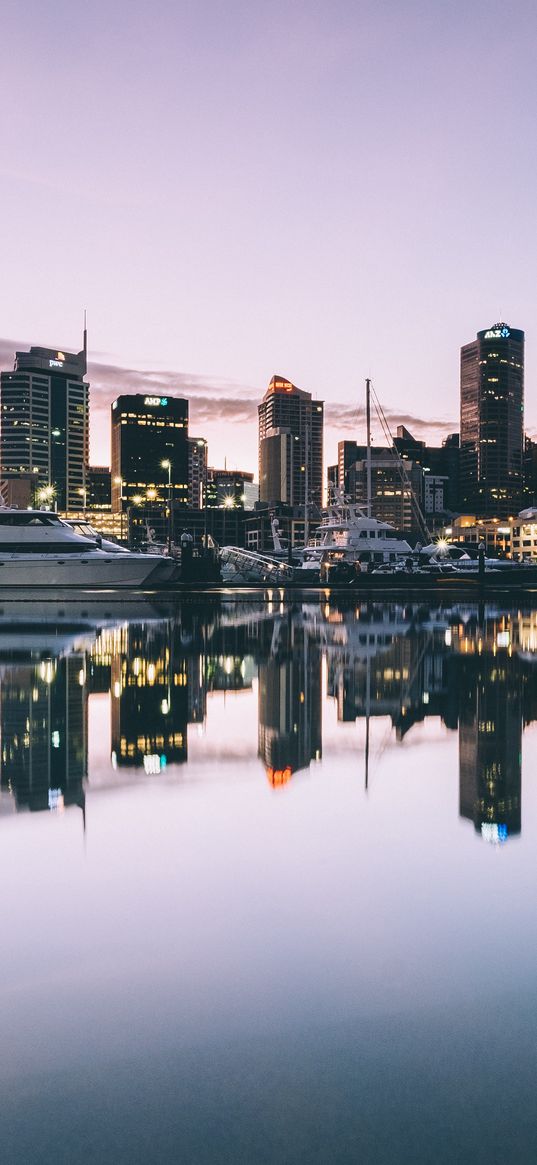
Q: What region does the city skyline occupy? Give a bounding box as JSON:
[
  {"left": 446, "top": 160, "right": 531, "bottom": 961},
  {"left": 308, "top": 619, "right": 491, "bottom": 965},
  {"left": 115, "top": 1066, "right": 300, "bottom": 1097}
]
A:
[
  {"left": 0, "top": 321, "right": 533, "bottom": 479},
  {"left": 3, "top": 2, "right": 537, "bottom": 477}
]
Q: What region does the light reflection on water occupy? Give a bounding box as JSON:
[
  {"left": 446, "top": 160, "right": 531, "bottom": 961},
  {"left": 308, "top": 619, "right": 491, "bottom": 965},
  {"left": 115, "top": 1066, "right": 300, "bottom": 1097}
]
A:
[{"left": 1, "top": 597, "right": 537, "bottom": 1162}]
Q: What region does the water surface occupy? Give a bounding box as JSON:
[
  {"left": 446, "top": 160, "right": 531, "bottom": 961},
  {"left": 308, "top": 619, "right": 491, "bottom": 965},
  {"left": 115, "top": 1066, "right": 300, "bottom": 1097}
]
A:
[{"left": 1, "top": 596, "right": 537, "bottom": 1163}]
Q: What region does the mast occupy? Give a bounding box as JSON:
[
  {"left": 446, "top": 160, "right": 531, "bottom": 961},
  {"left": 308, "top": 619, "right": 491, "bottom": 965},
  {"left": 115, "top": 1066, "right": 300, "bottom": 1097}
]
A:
[
  {"left": 365, "top": 377, "right": 372, "bottom": 518},
  {"left": 304, "top": 411, "right": 310, "bottom": 545}
]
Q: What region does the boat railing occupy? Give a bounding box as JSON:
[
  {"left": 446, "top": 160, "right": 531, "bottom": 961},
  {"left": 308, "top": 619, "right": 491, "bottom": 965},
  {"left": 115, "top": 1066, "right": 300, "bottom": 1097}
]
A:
[{"left": 219, "top": 546, "right": 299, "bottom": 584}]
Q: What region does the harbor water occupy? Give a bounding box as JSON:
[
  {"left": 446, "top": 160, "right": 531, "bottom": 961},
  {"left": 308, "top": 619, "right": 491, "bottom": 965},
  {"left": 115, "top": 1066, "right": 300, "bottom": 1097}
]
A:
[{"left": 1, "top": 596, "right": 537, "bottom": 1163}]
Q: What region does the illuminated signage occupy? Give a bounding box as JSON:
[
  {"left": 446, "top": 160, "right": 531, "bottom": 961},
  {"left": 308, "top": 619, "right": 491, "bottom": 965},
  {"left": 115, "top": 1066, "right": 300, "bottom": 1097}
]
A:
[
  {"left": 49, "top": 359, "right": 64, "bottom": 368},
  {"left": 481, "top": 823, "right": 508, "bottom": 844},
  {"left": 484, "top": 326, "right": 510, "bottom": 340},
  {"left": 144, "top": 396, "right": 168, "bottom": 407}
]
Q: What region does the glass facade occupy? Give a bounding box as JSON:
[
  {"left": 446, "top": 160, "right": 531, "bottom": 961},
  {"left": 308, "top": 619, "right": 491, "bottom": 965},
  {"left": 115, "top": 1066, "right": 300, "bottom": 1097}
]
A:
[
  {"left": 258, "top": 376, "right": 324, "bottom": 508},
  {"left": 0, "top": 344, "right": 89, "bottom": 511},
  {"left": 111, "top": 394, "right": 189, "bottom": 512},
  {"left": 460, "top": 323, "right": 524, "bottom": 518}
]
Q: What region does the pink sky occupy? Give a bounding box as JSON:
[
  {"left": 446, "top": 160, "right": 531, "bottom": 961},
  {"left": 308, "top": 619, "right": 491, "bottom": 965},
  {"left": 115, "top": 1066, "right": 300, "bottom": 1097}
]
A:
[{"left": 1, "top": 0, "right": 537, "bottom": 473}]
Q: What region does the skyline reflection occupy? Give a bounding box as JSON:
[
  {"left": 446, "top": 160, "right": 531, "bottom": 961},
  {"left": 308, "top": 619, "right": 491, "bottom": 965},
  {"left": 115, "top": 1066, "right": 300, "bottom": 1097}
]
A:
[{"left": 0, "top": 599, "right": 536, "bottom": 841}]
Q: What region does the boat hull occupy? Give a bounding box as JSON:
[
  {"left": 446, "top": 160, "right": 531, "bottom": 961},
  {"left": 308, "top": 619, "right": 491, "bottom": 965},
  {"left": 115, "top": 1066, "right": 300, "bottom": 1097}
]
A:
[{"left": 0, "top": 552, "right": 177, "bottom": 589}]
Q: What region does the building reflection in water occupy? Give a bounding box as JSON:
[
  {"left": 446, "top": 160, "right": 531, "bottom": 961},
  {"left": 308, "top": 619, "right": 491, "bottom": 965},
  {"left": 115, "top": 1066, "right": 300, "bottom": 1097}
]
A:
[
  {"left": 1, "top": 602, "right": 537, "bottom": 839},
  {"left": 257, "top": 614, "right": 322, "bottom": 787},
  {"left": 454, "top": 620, "right": 524, "bottom": 842},
  {"left": 0, "top": 653, "right": 87, "bottom": 815}
]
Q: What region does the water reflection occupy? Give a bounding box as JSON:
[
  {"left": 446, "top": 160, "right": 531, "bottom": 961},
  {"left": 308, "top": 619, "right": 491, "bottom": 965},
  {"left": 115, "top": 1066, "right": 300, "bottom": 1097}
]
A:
[{"left": 1, "top": 599, "right": 536, "bottom": 842}]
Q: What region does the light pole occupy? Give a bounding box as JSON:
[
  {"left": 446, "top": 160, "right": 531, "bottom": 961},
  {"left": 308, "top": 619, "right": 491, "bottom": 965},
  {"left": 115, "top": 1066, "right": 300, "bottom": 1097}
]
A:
[
  {"left": 222, "top": 494, "right": 234, "bottom": 546},
  {"left": 161, "top": 459, "right": 172, "bottom": 554}
]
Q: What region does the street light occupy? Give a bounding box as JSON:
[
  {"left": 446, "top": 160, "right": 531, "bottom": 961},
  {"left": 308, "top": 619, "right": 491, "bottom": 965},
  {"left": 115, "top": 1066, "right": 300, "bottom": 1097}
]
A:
[
  {"left": 161, "top": 459, "right": 172, "bottom": 554},
  {"left": 36, "top": 484, "right": 56, "bottom": 511}
]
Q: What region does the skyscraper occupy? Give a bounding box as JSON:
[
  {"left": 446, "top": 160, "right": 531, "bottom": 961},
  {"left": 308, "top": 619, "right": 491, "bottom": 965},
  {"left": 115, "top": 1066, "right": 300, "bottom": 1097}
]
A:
[
  {"left": 0, "top": 336, "right": 89, "bottom": 511},
  {"left": 111, "top": 394, "right": 188, "bottom": 512},
  {"left": 460, "top": 322, "right": 524, "bottom": 517},
  {"left": 258, "top": 375, "right": 323, "bottom": 508}
]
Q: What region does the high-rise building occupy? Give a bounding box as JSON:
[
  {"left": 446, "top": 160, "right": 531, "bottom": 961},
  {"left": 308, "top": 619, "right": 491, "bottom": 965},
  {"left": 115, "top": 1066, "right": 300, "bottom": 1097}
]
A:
[
  {"left": 187, "top": 436, "right": 208, "bottom": 509},
  {"left": 111, "top": 394, "right": 188, "bottom": 512},
  {"left": 460, "top": 322, "right": 524, "bottom": 517},
  {"left": 0, "top": 337, "right": 89, "bottom": 511},
  {"left": 333, "top": 440, "right": 423, "bottom": 532},
  {"left": 87, "top": 466, "right": 111, "bottom": 510},
  {"left": 258, "top": 375, "right": 323, "bottom": 508},
  {"left": 206, "top": 467, "right": 257, "bottom": 509}
]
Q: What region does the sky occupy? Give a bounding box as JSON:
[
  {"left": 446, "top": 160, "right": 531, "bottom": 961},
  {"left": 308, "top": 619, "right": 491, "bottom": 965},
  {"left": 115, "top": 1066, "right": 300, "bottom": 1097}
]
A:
[{"left": 1, "top": 0, "right": 537, "bottom": 473}]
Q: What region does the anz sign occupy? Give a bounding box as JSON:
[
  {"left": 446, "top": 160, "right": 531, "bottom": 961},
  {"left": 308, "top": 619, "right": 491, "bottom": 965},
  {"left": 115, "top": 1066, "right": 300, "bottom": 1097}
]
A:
[{"left": 484, "top": 325, "right": 511, "bottom": 340}]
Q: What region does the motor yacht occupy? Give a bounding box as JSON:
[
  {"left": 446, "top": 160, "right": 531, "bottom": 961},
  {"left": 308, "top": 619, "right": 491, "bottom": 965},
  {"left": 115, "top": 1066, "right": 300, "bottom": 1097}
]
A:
[
  {"left": 297, "top": 495, "right": 412, "bottom": 579},
  {"left": 0, "top": 510, "right": 177, "bottom": 588}
]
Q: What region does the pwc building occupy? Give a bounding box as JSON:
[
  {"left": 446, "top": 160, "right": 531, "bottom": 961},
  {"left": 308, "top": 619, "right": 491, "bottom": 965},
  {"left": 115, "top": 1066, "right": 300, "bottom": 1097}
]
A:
[
  {"left": 258, "top": 375, "right": 324, "bottom": 508},
  {"left": 0, "top": 339, "right": 89, "bottom": 511},
  {"left": 460, "top": 322, "right": 524, "bottom": 518},
  {"left": 111, "top": 394, "right": 189, "bottom": 512}
]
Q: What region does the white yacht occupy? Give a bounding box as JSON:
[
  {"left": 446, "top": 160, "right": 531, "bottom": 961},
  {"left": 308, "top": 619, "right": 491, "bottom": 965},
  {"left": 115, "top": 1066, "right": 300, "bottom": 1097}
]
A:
[
  {"left": 297, "top": 494, "right": 412, "bottom": 576},
  {"left": 0, "top": 510, "right": 177, "bottom": 588}
]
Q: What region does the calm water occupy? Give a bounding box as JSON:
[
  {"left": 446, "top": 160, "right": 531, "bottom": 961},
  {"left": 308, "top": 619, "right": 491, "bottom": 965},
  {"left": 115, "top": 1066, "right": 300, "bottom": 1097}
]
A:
[{"left": 1, "top": 595, "right": 537, "bottom": 1163}]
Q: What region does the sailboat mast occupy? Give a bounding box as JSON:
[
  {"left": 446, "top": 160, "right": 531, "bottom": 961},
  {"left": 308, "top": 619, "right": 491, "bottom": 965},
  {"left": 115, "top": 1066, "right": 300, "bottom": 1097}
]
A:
[{"left": 366, "top": 378, "right": 372, "bottom": 518}]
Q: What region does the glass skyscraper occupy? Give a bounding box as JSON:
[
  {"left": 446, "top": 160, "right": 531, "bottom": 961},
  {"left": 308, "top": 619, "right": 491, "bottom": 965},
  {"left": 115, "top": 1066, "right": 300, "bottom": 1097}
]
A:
[
  {"left": 460, "top": 322, "right": 524, "bottom": 518},
  {"left": 258, "top": 375, "right": 324, "bottom": 508},
  {"left": 111, "top": 394, "right": 189, "bottom": 512},
  {"left": 0, "top": 339, "right": 89, "bottom": 511}
]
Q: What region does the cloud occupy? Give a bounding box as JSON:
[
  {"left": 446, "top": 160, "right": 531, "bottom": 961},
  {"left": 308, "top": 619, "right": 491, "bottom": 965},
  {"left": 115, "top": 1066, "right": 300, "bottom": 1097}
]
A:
[{"left": 0, "top": 338, "right": 457, "bottom": 439}]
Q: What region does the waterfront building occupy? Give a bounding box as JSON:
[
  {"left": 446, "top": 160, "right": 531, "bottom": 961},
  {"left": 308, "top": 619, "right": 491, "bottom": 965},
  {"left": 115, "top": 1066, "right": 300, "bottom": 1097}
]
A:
[
  {"left": 206, "top": 467, "right": 257, "bottom": 509},
  {"left": 0, "top": 337, "right": 89, "bottom": 511},
  {"left": 334, "top": 442, "right": 423, "bottom": 532},
  {"left": 394, "top": 427, "right": 461, "bottom": 513},
  {"left": 258, "top": 375, "right": 324, "bottom": 509},
  {"left": 87, "top": 466, "right": 111, "bottom": 511},
  {"left": 187, "top": 436, "right": 208, "bottom": 509},
  {"left": 460, "top": 322, "right": 524, "bottom": 518},
  {"left": 111, "top": 394, "right": 188, "bottom": 512}
]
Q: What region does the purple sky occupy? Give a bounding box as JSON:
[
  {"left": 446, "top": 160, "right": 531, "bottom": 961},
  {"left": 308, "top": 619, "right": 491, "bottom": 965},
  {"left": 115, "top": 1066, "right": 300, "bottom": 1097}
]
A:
[{"left": 2, "top": 0, "right": 537, "bottom": 472}]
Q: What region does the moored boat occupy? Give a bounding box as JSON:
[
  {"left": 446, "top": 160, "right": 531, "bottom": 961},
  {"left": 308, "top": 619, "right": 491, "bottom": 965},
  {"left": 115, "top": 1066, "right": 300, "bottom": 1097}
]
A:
[{"left": 0, "top": 509, "right": 177, "bottom": 588}]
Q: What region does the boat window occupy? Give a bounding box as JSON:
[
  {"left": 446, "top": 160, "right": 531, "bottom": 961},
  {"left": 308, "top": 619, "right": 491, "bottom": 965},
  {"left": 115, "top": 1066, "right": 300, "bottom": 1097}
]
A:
[
  {"left": 359, "top": 531, "right": 368, "bottom": 539},
  {"left": 0, "top": 512, "right": 62, "bottom": 526},
  {"left": 0, "top": 542, "right": 98, "bottom": 553}
]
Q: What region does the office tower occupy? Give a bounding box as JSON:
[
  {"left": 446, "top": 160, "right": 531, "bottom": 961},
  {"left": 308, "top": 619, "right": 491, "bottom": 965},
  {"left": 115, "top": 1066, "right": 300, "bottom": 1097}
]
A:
[
  {"left": 335, "top": 440, "right": 423, "bottom": 531},
  {"left": 111, "top": 394, "right": 188, "bottom": 512},
  {"left": 394, "top": 427, "right": 461, "bottom": 513},
  {"left": 87, "top": 466, "right": 112, "bottom": 510},
  {"left": 460, "top": 322, "right": 524, "bottom": 518},
  {"left": 0, "top": 336, "right": 89, "bottom": 511},
  {"left": 258, "top": 375, "right": 324, "bottom": 508},
  {"left": 206, "top": 467, "right": 257, "bottom": 509},
  {"left": 187, "top": 436, "right": 208, "bottom": 508}
]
